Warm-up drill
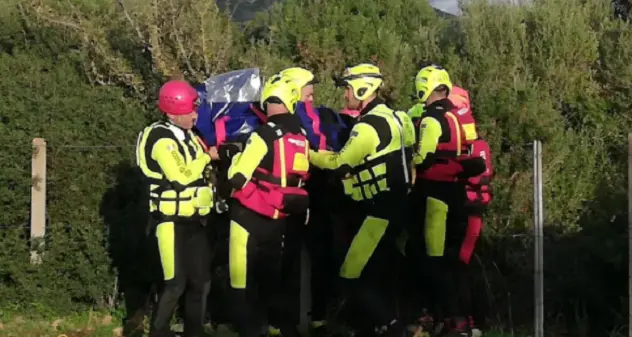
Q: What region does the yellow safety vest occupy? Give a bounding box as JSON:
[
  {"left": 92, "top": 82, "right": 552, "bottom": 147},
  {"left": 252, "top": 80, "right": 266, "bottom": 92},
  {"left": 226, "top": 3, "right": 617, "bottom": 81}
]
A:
[
  {"left": 136, "top": 121, "right": 214, "bottom": 220},
  {"left": 344, "top": 104, "right": 414, "bottom": 201}
]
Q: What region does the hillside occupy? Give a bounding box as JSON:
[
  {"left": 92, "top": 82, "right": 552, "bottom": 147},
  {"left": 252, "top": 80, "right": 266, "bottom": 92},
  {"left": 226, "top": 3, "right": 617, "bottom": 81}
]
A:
[{"left": 1, "top": 0, "right": 631, "bottom": 336}]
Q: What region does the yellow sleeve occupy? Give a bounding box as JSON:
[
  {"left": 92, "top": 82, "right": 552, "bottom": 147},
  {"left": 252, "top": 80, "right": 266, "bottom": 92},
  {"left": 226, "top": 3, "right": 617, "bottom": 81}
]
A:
[
  {"left": 395, "top": 110, "right": 416, "bottom": 147},
  {"left": 227, "top": 132, "right": 268, "bottom": 188},
  {"left": 151, "top": 138, "right": 211, "bottom": 189},
  {"left": 309, "top": 122, "right": 378, "bottom": 171},
  {"left": 407, "top": 103, "right": 425, "bottom": 120},
  {"left": 413, "top": 116, "right": 442, "bottom": 165}
]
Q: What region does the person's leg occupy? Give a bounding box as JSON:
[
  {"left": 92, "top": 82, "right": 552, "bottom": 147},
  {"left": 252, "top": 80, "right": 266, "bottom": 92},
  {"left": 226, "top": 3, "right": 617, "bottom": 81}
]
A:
[
  {"left": 263, "top": 218, "right": 301, "bottom": 337},
  {"left": 275, "top": 213, "right": 304, "bottom": 332},
  {"left": 149, "top": 221, "right": 188, "bottom": 337},
  {"left": 437, "top": 183, "right": 471, "bottom": 335},
  {"left": 182, "top": 223, "right": 213, "bottom": 337},
  {"left": 305, "top": 205, "right": 335, "bottom": 330},
  {"left": 229, "top": 203, "right": 263, "bottom": 337},
  {"left": 457, "top": 212, "right": 485, "bottom": 336},
  {"left": 404, "top": 183, "right": 431, "bottom": 323},
  {"left": 338, "top": 194, "right": 408, "bottom": 336},
  {"left": 422, "top": 182, "right": 453, "bottom": 324}
]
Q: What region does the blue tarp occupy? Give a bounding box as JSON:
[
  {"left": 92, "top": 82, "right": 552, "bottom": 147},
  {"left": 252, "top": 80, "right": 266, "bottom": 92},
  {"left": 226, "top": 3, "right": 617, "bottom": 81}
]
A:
[
  {"left": 195, "top": 68, "right": 264, "bottom": 146},
  {"left": 194, "top": 67, "right": 349, "bottom": 151}
]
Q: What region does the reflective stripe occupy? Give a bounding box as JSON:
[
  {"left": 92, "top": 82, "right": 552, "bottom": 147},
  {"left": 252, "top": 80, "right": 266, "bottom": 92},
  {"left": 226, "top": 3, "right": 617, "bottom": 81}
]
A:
[
  {"left": 229, "top": 220, "right": 249, "bottom": 289},
  {"left": 340, "top": 216, "right": 389, "bottom": 279},
  {"left": 392, "top": 112, "right": 410, "bottom": 185},
  {"left": 279, "top": 138, "right": 287, "bottom": 187},
  {"left": 444, "top": 112, "right": 462, "bottom": 157},
  {"left": 156, "top": 222, "right": 176, "bottom": 281}
]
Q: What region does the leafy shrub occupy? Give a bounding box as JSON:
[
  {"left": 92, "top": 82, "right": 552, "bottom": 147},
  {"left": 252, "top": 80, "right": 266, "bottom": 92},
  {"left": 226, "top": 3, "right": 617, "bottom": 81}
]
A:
[{"left": 1, "top": 0, "right": 631, "bottom": 334}]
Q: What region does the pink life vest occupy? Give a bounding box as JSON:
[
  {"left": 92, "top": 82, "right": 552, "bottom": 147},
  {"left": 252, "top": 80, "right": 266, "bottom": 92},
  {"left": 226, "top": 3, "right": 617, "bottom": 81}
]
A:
[
  {"left": 340, "top": 108, "right": 361, "bottom": 118},
  {"left": 232, "top": 123, "right": 310, "bottom": 219},
  {"left": 304, "top": 101, "right": 327, "bottom": 150},
  {"left": 463, "top": 138, "right": 493, "bottom": 207}
]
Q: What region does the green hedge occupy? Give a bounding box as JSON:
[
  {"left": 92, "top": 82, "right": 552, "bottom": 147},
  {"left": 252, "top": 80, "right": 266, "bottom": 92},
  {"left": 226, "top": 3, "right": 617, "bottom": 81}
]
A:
[{"left": 1, "top": 0, "right": 631, "bottom": 334}]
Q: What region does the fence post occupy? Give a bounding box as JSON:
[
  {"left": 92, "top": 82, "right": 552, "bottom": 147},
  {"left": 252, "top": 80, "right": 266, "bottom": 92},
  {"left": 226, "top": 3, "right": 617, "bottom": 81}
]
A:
[
  {"left": 30, "top": 137, "right": 47, "bottom": 264},
  {"left": 533, "top": 140, "right": 544, "bottom": 337},
  {"left": 628, "top": 133, "right": 632, "bottom": 337}
]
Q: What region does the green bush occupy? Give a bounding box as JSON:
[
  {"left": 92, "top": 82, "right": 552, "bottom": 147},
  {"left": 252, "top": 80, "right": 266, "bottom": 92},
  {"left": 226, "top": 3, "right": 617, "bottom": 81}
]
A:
[
  {"left": 0, "top": 42, "right": 148, "bottom": 313},
  {"left": 1, "top": 0, "right": 631, "bottom": 334}
]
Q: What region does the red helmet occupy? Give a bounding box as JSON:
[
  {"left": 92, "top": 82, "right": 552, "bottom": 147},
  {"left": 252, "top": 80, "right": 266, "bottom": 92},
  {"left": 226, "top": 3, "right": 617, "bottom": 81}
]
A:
[{"left": 158, "top": 80, "right": 199, "bottom": 115}]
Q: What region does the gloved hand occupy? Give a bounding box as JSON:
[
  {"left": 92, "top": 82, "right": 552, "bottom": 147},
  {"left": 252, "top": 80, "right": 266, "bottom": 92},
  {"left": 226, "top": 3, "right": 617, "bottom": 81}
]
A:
[
  {"left": 457, "top": 157, "right": 486, "bottom": 179},
  {"left": 215, "top": 198, "right": 229, "bottom": 214},
  {"left": 219, "top": 143, "right": 241, "bottom": 163},
  {"left": 203, "top": 165, "right": 218, "bottom": 186}
]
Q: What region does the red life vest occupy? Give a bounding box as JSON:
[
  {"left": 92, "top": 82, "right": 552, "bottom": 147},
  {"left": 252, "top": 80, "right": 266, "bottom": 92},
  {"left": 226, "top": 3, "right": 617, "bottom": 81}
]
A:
[
  {"left": 416, "top": 109, "right": 467, "bottom": 182},
  {"left": 232, "top": 123, "right": 310, "bottom": 219},
  {"left": 463, "top": 138, "right": 493, "bottom": 207}
]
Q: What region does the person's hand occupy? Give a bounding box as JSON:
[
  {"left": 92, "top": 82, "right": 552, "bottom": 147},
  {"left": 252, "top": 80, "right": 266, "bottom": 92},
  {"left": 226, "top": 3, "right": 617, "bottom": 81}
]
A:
[
  {"left": 220, "top": 143, "right": 241, "bottom": 163},
  {"left": 208, "top": 146, "right": 219, "bottom": 160}
]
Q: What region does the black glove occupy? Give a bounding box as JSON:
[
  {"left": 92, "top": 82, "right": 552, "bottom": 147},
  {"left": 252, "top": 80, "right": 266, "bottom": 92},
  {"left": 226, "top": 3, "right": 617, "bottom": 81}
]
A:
[
  {"left": 215, "top": 198, "right": 229, "bottom": 214},
  {"left": 219, "top": 143, "right": 241, "bottom": 163},
  {"left": 457, "top": 157, "right": 486, "bottom": 179}
]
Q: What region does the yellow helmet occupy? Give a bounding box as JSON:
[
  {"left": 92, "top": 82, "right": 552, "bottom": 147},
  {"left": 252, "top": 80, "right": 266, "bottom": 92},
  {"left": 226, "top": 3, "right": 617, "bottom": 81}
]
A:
[
  {"left": 335, "top": 63, "right": 384, "bottom": 101},
  {"left": 260, "top": 73, "right": 301, "bottom": 114},
  {"left": 279, "top": 67, "right": 318, "bottom": 88},
  {"left": 414, "top": 64, "right": 453, "bottom": 103}
]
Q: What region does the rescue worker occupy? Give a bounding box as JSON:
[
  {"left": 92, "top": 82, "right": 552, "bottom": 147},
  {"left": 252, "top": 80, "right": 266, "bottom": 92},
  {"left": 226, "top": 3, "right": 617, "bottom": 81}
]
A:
[
  {"left": 226, "top": 73, "right": 310, "bottom": 337},
  {"left": 136, "top": 79, "right": 215, "bottom": 337},
  {"left": 450, "top": 87, "right": 494, "bottom": 337},
  {"left": 309, "top": 63, "right": 416, "bottom": 337},
  {"left": 278, "top": 67, "right": 350, "bottom": 337},
  {"left": 408, "top": 65, "right": 486, "bottom": 337}
]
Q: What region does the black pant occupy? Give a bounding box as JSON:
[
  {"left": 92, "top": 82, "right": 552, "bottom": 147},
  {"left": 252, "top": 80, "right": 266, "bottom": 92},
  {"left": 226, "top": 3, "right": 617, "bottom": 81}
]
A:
[
  {"left": 339, "top": 191, "right": 408, "bottom": 332},
  {"left": 149, "top": 219, "right": 212, "bottom": 337},
  {"left": 277, "top": 212, "right": 305, "bottom": 327},
  {"left": 229, "top": 202, "right": 299, "bottom": 337},
  {"left": 408, "top": 180, "right": 468, "bottom": 320},
  {"left": 304, "top": 203, "right": 337, "bottom": 323}
]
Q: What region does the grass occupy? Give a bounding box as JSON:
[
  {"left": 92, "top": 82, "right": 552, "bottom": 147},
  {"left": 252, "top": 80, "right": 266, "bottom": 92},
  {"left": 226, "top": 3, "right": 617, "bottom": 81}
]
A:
[
  {"left": 0, "top": 310, "right": 526, "bottom": 337},
  {"left": 0, "top": 310, "right": 124, "bottom": 337}
]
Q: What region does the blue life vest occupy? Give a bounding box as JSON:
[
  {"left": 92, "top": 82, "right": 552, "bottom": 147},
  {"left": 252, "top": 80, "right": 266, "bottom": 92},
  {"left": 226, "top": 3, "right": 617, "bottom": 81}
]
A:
[
  {"left": 195, "top": 100, "right": 263, "bottom": 146},
  {"left": 294, "top": 101, "right": 348, "bottom": 152}
]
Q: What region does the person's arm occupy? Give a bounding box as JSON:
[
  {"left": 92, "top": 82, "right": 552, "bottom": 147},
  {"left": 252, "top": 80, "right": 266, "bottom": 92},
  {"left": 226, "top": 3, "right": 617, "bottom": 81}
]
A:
[
  {"left": 309, "top": 122, "right": 379, "bottom": 177},
  {"left": 414, "top": 116, "right": 443, "bottom": 171},
  {"left": 227, "top": 131, "right": 269, "bottom": 190},
  {"left": 151, "top": 138, "right": 212, "bottom": 191},
  {"left": 407, "top": 103, "right": 424, "bottom": 120},
  {"left": 395, "top": 110, "right": 417, "bottom": 148}
]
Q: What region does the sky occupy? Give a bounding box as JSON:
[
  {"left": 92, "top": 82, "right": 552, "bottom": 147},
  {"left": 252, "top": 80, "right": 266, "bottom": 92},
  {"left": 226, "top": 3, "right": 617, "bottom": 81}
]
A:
[
  {"left": 428, "top": 0, "right": 463, "bottom": 16},
  {"left": 429, "top": 0, "right": 531, "bottom": 16},
  {"left": 215, "top": 0, "right": 530, "bottom": 22}
]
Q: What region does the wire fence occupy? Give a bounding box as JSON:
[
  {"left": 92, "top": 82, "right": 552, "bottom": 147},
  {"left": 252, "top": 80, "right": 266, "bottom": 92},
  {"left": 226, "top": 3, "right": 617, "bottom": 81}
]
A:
[{"left": 0, "top": 140, "right": 628, "bottom": 336}]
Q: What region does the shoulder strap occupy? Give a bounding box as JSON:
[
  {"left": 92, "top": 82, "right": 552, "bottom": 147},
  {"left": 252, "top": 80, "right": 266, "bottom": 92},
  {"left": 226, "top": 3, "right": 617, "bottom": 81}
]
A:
[{"left": 215, "top": 115, "right": 229, "bottom": 146}]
